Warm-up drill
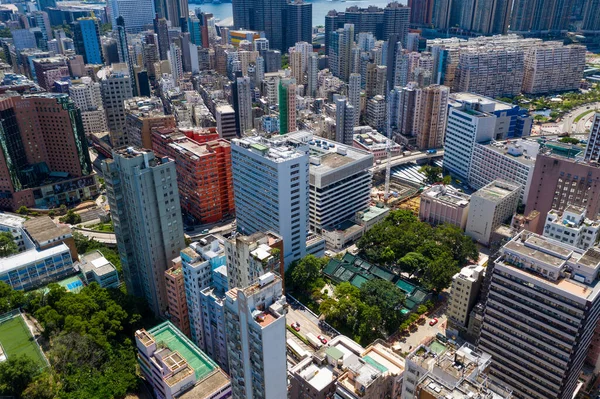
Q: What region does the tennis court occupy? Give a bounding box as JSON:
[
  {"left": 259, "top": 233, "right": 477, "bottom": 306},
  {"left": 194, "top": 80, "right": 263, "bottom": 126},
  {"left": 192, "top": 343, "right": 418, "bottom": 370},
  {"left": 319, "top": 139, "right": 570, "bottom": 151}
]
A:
[
  {"left": 59, "top": 276, "right": 84, "bottom": 293},
  {"left": 0, "top": 314, "right": 46, "bottom": 368}
]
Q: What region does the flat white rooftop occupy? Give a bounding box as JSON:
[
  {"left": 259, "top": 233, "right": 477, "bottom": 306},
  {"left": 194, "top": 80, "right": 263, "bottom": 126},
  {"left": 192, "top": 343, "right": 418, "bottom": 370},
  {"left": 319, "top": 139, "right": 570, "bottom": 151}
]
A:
[{"left": 0, "top": 243, "right": 70, "bottom": 273}]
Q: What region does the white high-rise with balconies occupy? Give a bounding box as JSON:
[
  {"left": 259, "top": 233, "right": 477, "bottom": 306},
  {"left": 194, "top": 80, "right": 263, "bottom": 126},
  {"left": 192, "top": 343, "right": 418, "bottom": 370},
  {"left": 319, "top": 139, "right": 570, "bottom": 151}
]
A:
[{"left": 70, "top": 76, "right": 108, "bottom": 135}]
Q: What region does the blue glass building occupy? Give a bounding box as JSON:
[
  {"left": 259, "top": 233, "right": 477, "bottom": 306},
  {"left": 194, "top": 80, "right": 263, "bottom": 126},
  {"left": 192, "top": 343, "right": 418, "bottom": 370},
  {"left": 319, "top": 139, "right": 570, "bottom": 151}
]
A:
[{"left": 73, "top": 17, "right": 104, "bottom": 65}]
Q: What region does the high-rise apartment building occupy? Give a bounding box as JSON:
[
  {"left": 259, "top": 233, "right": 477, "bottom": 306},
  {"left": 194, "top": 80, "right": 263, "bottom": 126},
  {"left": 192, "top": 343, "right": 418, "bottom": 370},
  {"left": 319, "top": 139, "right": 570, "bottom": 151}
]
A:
[
  {"left": 335, "top": 96, "right": 356, "bottom": 145},
  {"left": 408, "top": 0, "right": 434, "bottom": 26},
  {"left": 584, "top": 114, "right": 600, "bottom": 162},
  {"left": 382, "top": 2, "right": 410, "bottom": 44},
  {"left": 0, "top": 94, "right": 96, "bottom": 211},
  {"left": 366, "top": 95, "right": 386, "bottom": 133},
  {"left": 278, "top": 78, "right": 297, "bottom": 134},
  {"left": 525, "top": 151, "right": 600, "bottom": 234},
  {"left": 32, "top": 57, "right": 69, "bottom": 91},
  {"left": 169, "top": 43, "right": 184, "bottom": 82},
  {"left": 478, "top": 231, "right": 600, "bottom": 399},
  {"left": 307, "top": 53, "right": 318, "bottom": 98},
  {"left": 284, "top": 2, "right": 312, "bottom": 50},
  {"left": 582, "top": 0, "right": 600, "bottom": 32},
  {"left": 215, "top": 104, "right": 237, "bottom": 140},
  {"left": 69, "top": 76, "right": 108, "bottom": 136},
  {"left": 413, "top": 84, "right": 449, "bottom": 150},
  {"left": 348, "top": 73, "right": 361, "bottom": 126},
  {"left": 447, "top": 264, "right": 484, "bottom": 329},
  {"left": 230, "top": 136, "right": 309, "bottom": 266},
  {"left": 522, "top": 43, "right": 585, "bottom": 94},
  {"left": 72, "top": 17, "right": 104, "bottom": 65},
  {"left": 99, "top": 64, "right": 133, "bottom": 148},
  {"left": 232, "top": 74, "right": 253, "bottom": 136},
  {"left": 198, "top": 265, "right": 229, "bottom": 372},
  {"left": 465, "top": 180, "right": 520, "bottom": 246},
  {"left": 164, "top": 0, "right": 188, "bottom": 27},
  {"left": 543, "top": 205, "right": 600, "bottom": 250},
  {"left": 108, "top": 0, "right": 155, "bottom": 33},
  {"left": 164, "top": 260, "right": 190, "bottom": 337},
  {"left": 152, "top": 128, "right": 235, "bottom": 224},
  {"left": 224, "top": 272, "right": 288, "bottom": 399},
  {"left": 102, "top": 148, "right": 185, "bottom": 316},
  {"left": 154, "top": 17, "right": 170, "bottom": 61},
  {"left": 510, "top": 0, "right": 574, "bottom": 33},
  {"left": 224, "top": 231, "right": 284, "bottom": 291},
  {"left": 459, "top": 0, "right": 512, "bottom": 34},
  {"left": 124, "top": 97, "right": 176, "bottom": 149}
]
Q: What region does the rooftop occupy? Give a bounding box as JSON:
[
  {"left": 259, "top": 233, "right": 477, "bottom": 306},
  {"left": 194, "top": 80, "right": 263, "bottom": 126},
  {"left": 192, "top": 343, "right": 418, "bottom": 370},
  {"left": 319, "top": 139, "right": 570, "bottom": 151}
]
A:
[
  {"left": 232, "top": 135, "right": 306, "bottom": 163},
  {"left": 177, "top": 370, "right": 231, "bottom": 399},
  {"left": 473, "top": 180, "right": 520, "bottom": 202},
  {"left": 0, "top": 213, "right": 26, "bottom": 229},
  {"left": 0, "top": 243, "right": 71, "bottom": 274},
  {"left": 79, "top": 250, "right": 117, "bottom": 277},
  {"left": 477, "top": 139, "right": 539, "bottom": 166},
  {"left": 357, "top": 205, "right": 390, "bottom": 223},
  {"left": 23, "top": 216, "right": 71, "bottom": 244},
  {"left": 422, "top": 185, "right": 471, "bottom": 207},
  {"left": 450, "top": 92, "right": 514, "bottom": 112},
  {"left": 146, "top": 321, "right": 217, "bottom": 381}
]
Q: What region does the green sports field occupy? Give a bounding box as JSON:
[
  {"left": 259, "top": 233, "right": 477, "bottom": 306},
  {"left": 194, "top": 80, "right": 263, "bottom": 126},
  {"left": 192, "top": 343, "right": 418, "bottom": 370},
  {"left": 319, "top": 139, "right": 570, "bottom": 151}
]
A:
[{"left": 0, "top": 314, "right": 47, "bottom": 368}]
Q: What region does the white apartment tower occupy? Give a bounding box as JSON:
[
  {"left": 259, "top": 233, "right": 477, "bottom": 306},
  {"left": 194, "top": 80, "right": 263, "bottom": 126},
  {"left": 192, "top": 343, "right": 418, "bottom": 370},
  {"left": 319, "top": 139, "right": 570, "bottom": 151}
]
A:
[
  {"left": 69, "top": 76, "right": 108, "bottom": 135},
  {"left": 543, "top": 205, "right": 600, "bottom": 250},
  {"left": 102, "top": 148, "right": 185, "bottom": 316},
  {"left": 478, "top": 231, "right": 600, "bottom": 399},
  {"left": 307, "top": 53, "right": 318, "bottom": 98},
  {"left": 169, "top": 43, "right": 184, "bottom": 82},
  {"left": 230, "top": 136, "right": 309, "bottom": 266},
  {"left": 99, "top": 64, "right": 133, "bottom": 148},
  {"left": 447, "top": 264, "right": 484, "bottom": 329},
  {"left": 465, "top": 180, "right": 520, "bottom": 246},
  {"left": 348, "top": 73, "right": 361, "bottom": 126},
  {"left": 224, "top": 273, "right": 287, "bottom": 399}
]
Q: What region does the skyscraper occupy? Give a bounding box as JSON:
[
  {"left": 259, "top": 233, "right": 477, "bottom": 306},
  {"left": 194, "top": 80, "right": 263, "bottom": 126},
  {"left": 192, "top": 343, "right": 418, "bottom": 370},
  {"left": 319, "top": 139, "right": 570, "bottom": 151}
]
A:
[
  {"left": 168, "top": 43, "right": 184, "bottom": 82},
  {"left": 278, "top": 78, "right": 297, "bottom": 135},
  {"left": 154, "top": 16, "right": 170, "bottom": 61},
  {"left": 232, "top": 74, "right": 253, "bottom": 136},
  {"left": 584, "top": 114, "right": 600, "bottom": 162},
  {"left": 510, "top": 0, "right": 574, "bottom": 32},
  {"left": 116, "top": 16, "right": 139, "bottom": 96},
  {"left": 413, "top": 84, "right": 449, "bottom": 149},
  {"left": 230, "top": 136, "right": 309, "bottom": 266},
  {"left": 0, "top": 94, "right": 95, "bottom": 211},
  {"left": 478, "top": 230, "right": 600, "bottom": 399},
  {"left": 383, "top": 2, "right": 410, "bottom": 45},
  {"left": 109, "top": 0, "right": 155, "bottom": 33},
  {"left": 165, "top": 0, "right": 188, "bottom": 27},
  {"left": 73, "top": 17, "right": 104, "bottom": 65},
  {"left": 459, "top": 0, "right": 512, "bottom": 34},
  {"left": 102, "top": 148, "right": 185, "bottom": 316},
  {"left": 69, "top": 77, "right": 108, "bottom": 136},
  {"left": 348, "top": 73, "right": 361, "bottom": 126},
  {"left": 224, "top": 273, "right": 287, "bottom": 399},
  {"left": 582, "top": 0, "right": 600, "bottom": 32},
  {"left": 283, "top": 2, "right": 312, "bottom": 50},
  {"left": 335, "top": 96, "right": 356, "bottom": 145},
  {"left": 408, "top": 0, "right": 434, "bottom": 26},
  {"left": 232, "top": 0, "right": 286, "bottom": 50},
  {"left": 306, "top": 52, "right": 318, "bottom": 98},
  {"left": 99, "top": 64, "right": 134, "bottom": 148}
]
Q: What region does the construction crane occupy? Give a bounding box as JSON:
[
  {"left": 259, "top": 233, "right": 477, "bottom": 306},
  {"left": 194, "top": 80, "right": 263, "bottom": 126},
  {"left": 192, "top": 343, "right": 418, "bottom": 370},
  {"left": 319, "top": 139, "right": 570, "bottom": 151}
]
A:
[{"left": 383, "top": 92, "right": 392, "bottom": 201}]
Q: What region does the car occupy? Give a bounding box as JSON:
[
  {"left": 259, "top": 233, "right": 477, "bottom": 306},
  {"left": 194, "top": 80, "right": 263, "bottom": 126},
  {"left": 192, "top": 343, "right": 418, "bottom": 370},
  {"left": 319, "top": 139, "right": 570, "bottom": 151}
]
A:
[
  {"left": 429, "top": 318, "right": 438, "bottom": 326},
  {"left": 201, "top": 229, "right": 210, "bottom": 234},
  {"left": 291, "top": 322, "right": 301, "bottom": 331},
  {"left": 317, "top": 335, "right": 328, "bottom": 344}
]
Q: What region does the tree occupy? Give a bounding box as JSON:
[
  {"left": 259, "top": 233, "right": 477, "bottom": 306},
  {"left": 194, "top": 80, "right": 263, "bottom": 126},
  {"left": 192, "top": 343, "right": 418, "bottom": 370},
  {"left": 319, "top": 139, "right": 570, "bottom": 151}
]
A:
[
  {"left": 0, "top": 355, "right": 40, "bottom": 398},
  {"left": 285, "top": 255, "right": 326, "bottom": 295},
  {"left": 559, "top": 137, "right": 579, "bottom": 144},
  {"left": 422, "top": 255, "right": 459, "bottom": 292},
  {"left": 419, "top": 165, "right": 445, "bottom": 185},
  {"left": 0, "top": 281, "right": 25, "bottom": 313},
  {"left": 59, "top": 210, "right": 81, "bottom": 225},
  {"left": 0, "top": 231, "right": 18, "bottom": 257},
  {"left": 0, "top": 27, "right": 11, "bottom": 38},
  {"left": 22, "top": 372, "right": 60, "bottom": 399},
  {"left": 397, "top": 252, "right": 428, "bottom": 276},
  {"left": 359, "top": 279, "right": 406, "bottom": 332},
  {"left": 16, "top": 206, "right": 28, "bottom": 215}
]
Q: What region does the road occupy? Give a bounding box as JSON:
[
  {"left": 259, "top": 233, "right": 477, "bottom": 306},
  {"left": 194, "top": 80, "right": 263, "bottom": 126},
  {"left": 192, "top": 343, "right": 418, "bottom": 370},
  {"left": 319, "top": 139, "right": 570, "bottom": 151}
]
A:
[
  {"left": 186, "top": 219, "right": 236, "bottom": 239},
  {"left": 561, "top": 103, "right": 600, "bottom": 134},
  {"left": 391, "top": 298, "right": 449, "bottom": 354},
  {"left": 286, "top": 307, "right": 332, "bottom": 344},
  {"left": 73, "top": 227, "right": 117, "bottom": 245},
  {"left": 370, "top": 150, "right": 444, "bottom": 174}
]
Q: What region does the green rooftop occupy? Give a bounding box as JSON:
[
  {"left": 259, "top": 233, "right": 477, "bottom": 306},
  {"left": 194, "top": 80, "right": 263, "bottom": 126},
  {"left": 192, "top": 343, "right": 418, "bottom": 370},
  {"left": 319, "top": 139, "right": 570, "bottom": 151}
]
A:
[
  {"left": 363, "top": 355, "right": 388, "bottom": 373},
  {"left": 149, "top": 321, "right": 217, "bottom": 380},
  {"left": 325, "top": 346, "right": 344, "bottom": 360}
]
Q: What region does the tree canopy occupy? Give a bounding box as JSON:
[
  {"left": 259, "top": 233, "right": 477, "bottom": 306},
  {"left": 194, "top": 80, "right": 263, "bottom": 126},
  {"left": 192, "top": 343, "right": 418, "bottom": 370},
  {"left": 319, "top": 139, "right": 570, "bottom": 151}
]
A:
[
  {"left": 419, "top": 165, "right": 451, "bottom": 185},
  {"left": 0, "top": 231, "right": 18, "bottom": 257},
  {"left": 357, "top": 210, "right": 478, "bottom": 292},
  {"left": 285, "top": 254, "right": 327, "bottom": 297}
]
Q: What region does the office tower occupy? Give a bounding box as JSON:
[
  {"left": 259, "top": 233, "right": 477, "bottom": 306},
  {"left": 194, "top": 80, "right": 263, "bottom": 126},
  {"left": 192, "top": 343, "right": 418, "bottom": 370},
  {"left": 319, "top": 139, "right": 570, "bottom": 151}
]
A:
[
  {"left": 168, "top": 43, "right": 183, "bottom": 82},
  {"left": 109, "top": 0, "right": 155, "bottom": 33},
  {"left": 32, "top": 57, "right": 69, "bottom": 91},
  {"left": 408, "top": 0, "right": 434, "bottom": 25},
  {"left": 283, "top": 1, "right": 312, "bottom": 50},
  {"left": 99, "top": 64, "right": 134, "bottom": 148},
  {"left": 188, "top": 15, "right": 201, "bottom": 45},
  {"left": 70, "top": 77, "right": 108, "bottom": 136},
  {"left": 102, "top": 37, "right": 120, "bottom": 64},
  {"left": 102, "top": 147, "right": 185, "bottom": 316},
  {"left": 334, "top": 96, "right": 355, "bottom": 145},
  {"left": 164, "top": 261, "right": 190, "bottom": 336},
  {"left": 231, "top": 136, "right": 309, "bottom": 265},
  {"left": 37, "top": 0, "right": 56, "bottom": 11},
  {"left": 465, "top": 180, "right": 520, "bottom": 245},
  {"left": 325, "top": 10, "right": 344, "bottom": 55},
  {"left": 442, "top": 100, "right": 496, "bottom": 180},
  {"left": 225, "top": 231, "right": 284, "bottom": 292},
  {"left": 154, "top": 17, "right": 170, "bottom": 61},
  {"left": 366, "top": 95, "right": 386, "bottom": 132},
  {"left": 232, "top": 75, "right": 253, "bottom": 136},
  {"left": 278, "top": 78, "right": 297, "bottom": 135},
  {"left": 522, "top": 43, "right": 586, "bottom": 94},
  {"left": 151, "top": 128, "right": 235, "bottom": 224},
  {"left": 447, "top": 264, "right": 485, "bottom": 330},
  {"left": 383, "top": 3, "right": 410, "bottom": 45},
  {"left": 0, "top": 94, "right": 95, "bottom": 211},
  {"left": 72, "top": 17, "right": 104, "bottom": 65},
  {"left": 232, "top": 0, "right": 285, "bottom": 50},
  {"left": 215, "top": 104, "right": 237, "bottom": 140},
  {"left": 165, "top": 0, "right": 188, "bottom": 27},
  {"left": 124, "top": 97, "right": 176, "bottom": 149},
  {"left": 264, "top": 49, "right": 282, "bottom": 72},
  {"left": 582, "top": 0, "right": 600, "bottom": 32},
  {"left": 585, "top": 114, "right": 600, "bottom": 162},
  {"left": 348, "top": 73, "right": 361, "bottom": 126},
  {"left": 307, "top": 53, "right": 318, "bottom": 98},
  {"left": 543, "top": 206, "right": 600, "bottom": 250},
  {"left": 413, "top": 84, "right": 449, "bottom": 150},
  {"left": 135, "top": 322, "right": 231, "bottom": 399},
  {"left": 31, "top": 11, "right": 52, "bottom": 47},
  {"left": 470, "top": 138, "right": 537, "bottom": 203},
  {"left": 478, "top": 231, "right": 600, "bottom": 399},
  {"left": 11, "top": 29, "right": 36, "bottom": 51},
  {"left": 116, "top": 17, "right": 139, "bottom": 97},
  {"left": 224, "top": 273, "right": 287, "bottom": 399},
  {"left": 510, "top": 0, "right": 574, "bottom": 33},
  {"left": 525, "top": 152, "right": 600, "bottom": 234}
]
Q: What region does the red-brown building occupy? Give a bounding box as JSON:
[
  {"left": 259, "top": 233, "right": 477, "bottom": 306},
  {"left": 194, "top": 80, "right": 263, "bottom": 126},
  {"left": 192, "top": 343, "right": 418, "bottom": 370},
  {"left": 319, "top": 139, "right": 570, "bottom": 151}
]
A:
[
  {"left": 164, "top": 258, "right": 191, "bottom": 337},
  {"left": 152, "top": 127, "right": 234, "bottom": 224}
]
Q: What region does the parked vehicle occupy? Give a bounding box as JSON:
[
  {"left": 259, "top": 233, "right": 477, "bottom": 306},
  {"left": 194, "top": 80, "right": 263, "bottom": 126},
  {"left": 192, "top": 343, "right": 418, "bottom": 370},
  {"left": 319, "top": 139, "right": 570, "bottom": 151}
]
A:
[
  {"left": 317, "top": 335, "right": 328, "bottom": 344},
  {"left": 306, "top": 333, "right": 323, "bottom": 349},
  {"left": 291, "top": 322, "right": 301, "bottom": 332},
  {"left": 429, "top": 318, "right": 438, "bottom": 326},
  {"left": 426, "top": 149, "right": 437, "bottom": 154}
]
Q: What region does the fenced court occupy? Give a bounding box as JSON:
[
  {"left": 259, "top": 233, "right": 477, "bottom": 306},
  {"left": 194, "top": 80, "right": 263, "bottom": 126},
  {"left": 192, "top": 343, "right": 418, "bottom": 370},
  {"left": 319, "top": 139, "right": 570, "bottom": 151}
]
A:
[{"left": 0, "top": 311, "right": 47, "bottom": 369}]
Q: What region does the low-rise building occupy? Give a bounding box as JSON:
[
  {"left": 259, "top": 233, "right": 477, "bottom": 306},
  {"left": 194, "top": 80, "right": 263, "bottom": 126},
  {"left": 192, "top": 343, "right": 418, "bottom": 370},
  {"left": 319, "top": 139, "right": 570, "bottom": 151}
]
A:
[
  {"left": 79, "top": 250, "right": 119, "bottom": 289},
  {"left": 353, "top": 127, "right": 403, "bottom": 163},
  {"left": 543, "top": 205, "right": 600, "bottom": 250},
  {"left": 419, "top": 185, "right": 471, "bottom": 229},
  {"left": 135, "top": 321, "right": 231, "bottom": 399},
  {"left": 125, "top": 96, "right": 176, "bottom": 149},
  {"left": 465, "top": 180, "right": 520, "bottom": 246},
  {"left": 322, "top": 205, "right": 390, "bottom": 250}
]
